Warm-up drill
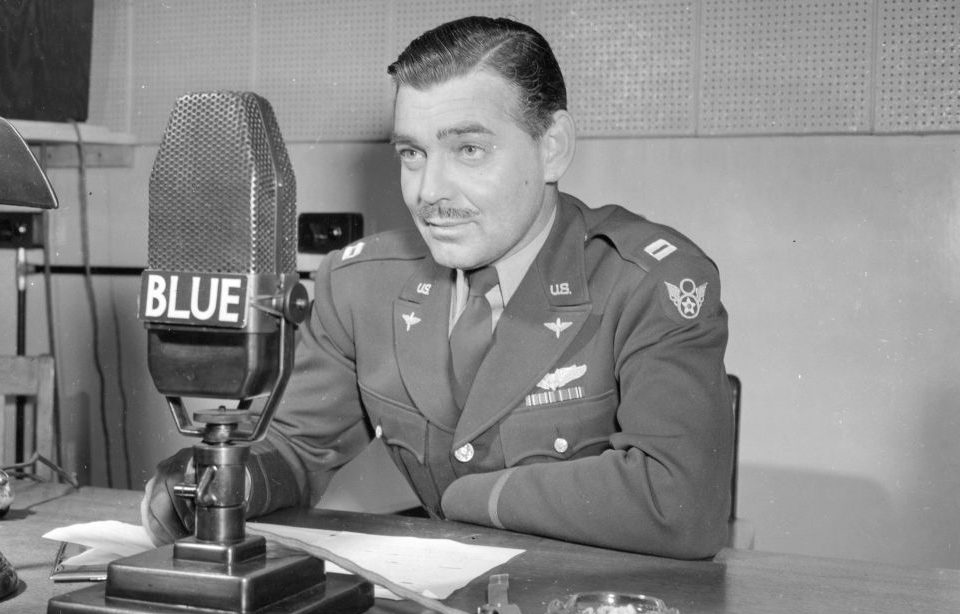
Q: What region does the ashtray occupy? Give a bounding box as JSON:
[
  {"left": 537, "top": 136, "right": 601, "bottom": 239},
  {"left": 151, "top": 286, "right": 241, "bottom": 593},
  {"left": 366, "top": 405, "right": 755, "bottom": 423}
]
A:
[{"left": 546, "top": 591, "right": 679, "bottom": 614}]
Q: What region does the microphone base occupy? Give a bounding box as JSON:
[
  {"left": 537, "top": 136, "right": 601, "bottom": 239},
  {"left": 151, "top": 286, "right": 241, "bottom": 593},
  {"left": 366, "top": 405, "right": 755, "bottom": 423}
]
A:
[{"left": 47, "top": 541, "right": 374, "bottom": 614}]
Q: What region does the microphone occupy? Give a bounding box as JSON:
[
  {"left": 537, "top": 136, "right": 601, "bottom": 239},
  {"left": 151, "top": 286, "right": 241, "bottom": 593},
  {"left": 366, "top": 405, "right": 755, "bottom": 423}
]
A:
[
  {"left": 49, "top": 92, "right": 373, "bottom": 614},
  {"left": 139, "top": 91, "right": 306, "bottom": 409}
]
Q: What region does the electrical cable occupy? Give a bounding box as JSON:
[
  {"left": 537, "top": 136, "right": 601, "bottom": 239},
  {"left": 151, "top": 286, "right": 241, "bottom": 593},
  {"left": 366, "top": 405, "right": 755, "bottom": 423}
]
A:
[
  {"left": 70, "top": 121, "right": 114, "bottom": 488},
  {"left": 110, "top": 283, "right": 133, "bottom": 489}
]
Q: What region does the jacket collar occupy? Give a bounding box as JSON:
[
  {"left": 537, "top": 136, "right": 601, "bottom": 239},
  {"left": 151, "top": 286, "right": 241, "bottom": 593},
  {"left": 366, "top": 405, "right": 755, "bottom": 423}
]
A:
[{"left": 393, "top": 196, "right": 594, "bottom": 437}]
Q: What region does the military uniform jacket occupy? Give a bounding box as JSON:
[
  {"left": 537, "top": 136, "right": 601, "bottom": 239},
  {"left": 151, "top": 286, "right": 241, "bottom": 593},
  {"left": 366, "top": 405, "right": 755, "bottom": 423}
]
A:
[{"left": 249, "top": 194, "right": 734, "bottom": 559}]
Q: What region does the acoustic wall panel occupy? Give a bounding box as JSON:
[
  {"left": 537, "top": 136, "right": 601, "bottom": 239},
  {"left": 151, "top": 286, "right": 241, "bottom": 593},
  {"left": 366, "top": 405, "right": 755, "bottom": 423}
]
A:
[
  {"left": 393, "top": 0, "right": 541, "bottom": 61},
  {"left": 256, "top": 0, "right": 394, "bottom": 142},
  {"left": 87, "top": 0, "right": 960, "bottom": 142},
  {"left": 130, "top": 1, "right": 255, "bottom": 142},
  {"left": 699, "top": 0, "right": 874, "bottom": 135},
  {"left": 875, "top": 0, "right": 960, "bottom": 133},
  {"left": 542, "top": 1, "right": 698, "bottom": 136}
]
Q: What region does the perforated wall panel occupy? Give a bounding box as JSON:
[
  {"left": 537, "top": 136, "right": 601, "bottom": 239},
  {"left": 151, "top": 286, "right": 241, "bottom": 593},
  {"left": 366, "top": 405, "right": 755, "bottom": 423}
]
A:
[
  {"left": 256, "top": 0, "right": 394, "bottom": 142},
  {"left": 542, "top": 1, "right": 698, "bottom": 136},
  {"left": 875, "top": 0, "right": 960, "bottom": 133},
  {"left": 393, "top": 0, "right": 541, "bottom": 59},
  {"left": 87, "top": 0, "right": 960, "bottom": 142},
  {"left": 699, "top": 0, "right": 874, "bottom": 135},
  {"left": 131, "top": 1, "right": 255, "bottom": 142}
]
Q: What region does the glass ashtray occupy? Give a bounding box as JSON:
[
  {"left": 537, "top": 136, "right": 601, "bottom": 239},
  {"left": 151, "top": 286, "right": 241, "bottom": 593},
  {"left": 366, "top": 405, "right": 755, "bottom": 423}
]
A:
[{"left": 546, "top": 591, "right": 679, "bottom": 614}]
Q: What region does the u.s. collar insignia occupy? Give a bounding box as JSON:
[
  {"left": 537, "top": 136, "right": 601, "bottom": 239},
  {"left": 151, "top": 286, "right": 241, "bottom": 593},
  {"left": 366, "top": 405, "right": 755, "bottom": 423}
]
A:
[
  {"left": 665, "top": 278, "right": 707, "bottom": 319},
  {"left": 537, "top": 364, "right": 586, "bottom": 391}
]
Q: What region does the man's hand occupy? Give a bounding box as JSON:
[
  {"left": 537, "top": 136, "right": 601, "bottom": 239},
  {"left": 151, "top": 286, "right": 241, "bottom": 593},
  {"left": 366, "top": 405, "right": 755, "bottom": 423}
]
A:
[{"left": 140, "top": 447, "right": 196, "bottom": 546}]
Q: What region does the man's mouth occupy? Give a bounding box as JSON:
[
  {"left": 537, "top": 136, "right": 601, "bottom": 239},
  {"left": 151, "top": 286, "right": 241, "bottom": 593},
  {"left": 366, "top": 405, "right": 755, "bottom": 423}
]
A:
[
  {"left": 424, "top": 217, "right": 470, "bottom": 228},
  {"left": 418, "top": 204, "right": 476, "bottom": 226}
]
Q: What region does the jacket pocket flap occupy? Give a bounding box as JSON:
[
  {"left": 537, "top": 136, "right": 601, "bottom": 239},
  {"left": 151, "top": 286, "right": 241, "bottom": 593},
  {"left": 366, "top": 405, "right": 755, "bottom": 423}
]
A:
[{"left": 499, "top": 390, "right": 616, "bottom": 466}]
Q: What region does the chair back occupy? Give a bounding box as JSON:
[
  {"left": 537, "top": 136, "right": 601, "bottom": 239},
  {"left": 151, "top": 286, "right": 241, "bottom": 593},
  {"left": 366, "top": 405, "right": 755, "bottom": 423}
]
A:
[
  {"left": 726, "top": 373, "right": 755, "bottom": 548},
  {"left": 0, "top": 355, "right": 56, "bottom": 479},
  {"left": 727, "top": 373, "right": 741, "bottom": 522}
]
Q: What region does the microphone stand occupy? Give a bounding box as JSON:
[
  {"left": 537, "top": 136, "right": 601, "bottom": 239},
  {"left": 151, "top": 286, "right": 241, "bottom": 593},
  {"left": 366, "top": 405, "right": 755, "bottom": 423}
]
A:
[{"left": 48, "top": 282, "right": 374, "bottom": 614}]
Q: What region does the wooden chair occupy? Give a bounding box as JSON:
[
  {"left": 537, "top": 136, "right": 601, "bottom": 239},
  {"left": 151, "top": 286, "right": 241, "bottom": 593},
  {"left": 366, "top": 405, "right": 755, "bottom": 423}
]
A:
[
  {"left": 0, "top": 355, "right": 60, "bottom": 482},
  {"left": 727, "top": 373, "right": 754, "bottom": 549}
]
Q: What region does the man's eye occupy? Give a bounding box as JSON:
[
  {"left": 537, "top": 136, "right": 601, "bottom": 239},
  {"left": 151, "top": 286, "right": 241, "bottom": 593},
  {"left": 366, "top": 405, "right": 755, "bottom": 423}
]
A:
[
  {"left": 396, "top": 148, "right": 424, "bottom": 165},
  {"left": 459, "top": 144, "right": 486, "bottom": 160}
]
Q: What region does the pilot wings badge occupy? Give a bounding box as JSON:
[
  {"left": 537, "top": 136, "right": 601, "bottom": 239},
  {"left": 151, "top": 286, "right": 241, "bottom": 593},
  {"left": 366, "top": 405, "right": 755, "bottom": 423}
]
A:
[
  {"left": 544, "top": 318, "right": 573, "bottom": 339},
  {"left": 401, "top": 311, "right": 421, "bottom": 331},
  {"left": 537, "top": 364, "right": 587, "bottom": 391},
  {"left": 665, "top": 278, "right": 708, "bottom": 319}
]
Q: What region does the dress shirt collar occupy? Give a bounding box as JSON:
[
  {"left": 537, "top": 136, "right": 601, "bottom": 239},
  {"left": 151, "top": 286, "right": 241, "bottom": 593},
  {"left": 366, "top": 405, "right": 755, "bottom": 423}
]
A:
[{"left": 451, "top": 204, "right": 558, "bottom": 328}]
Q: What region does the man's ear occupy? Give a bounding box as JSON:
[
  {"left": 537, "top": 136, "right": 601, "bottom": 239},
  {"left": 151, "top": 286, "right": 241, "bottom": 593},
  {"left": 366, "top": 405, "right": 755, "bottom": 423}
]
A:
[{"left": 541, "top": 110, "right": 576, "bottom": 184}]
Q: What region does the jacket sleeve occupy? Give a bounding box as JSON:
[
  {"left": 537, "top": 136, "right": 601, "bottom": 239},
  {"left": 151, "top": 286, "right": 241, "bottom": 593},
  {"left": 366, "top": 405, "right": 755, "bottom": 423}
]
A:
[
  {"left": 441, "top": 254, "right": 734, "bottom": 559},
  {"left": 244, "top": 255, "right": 371, "bottom": 518}
]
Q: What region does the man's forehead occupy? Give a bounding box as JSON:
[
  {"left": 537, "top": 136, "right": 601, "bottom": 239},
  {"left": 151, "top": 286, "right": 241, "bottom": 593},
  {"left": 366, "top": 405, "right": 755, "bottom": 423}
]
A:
[{"left": 392, "top": 72, "right": 523, "bottom": 137}]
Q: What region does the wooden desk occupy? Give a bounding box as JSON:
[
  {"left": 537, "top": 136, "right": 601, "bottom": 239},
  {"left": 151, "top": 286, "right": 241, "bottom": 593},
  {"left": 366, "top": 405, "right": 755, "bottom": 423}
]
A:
[{"left": 2, "top": 481, "right": 959, "bottom": 613}]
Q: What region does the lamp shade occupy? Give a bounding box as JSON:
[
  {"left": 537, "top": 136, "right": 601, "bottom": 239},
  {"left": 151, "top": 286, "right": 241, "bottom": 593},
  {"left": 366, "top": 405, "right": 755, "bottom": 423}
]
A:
[{"left": 0, "top": 117, "right": 58, "bottom": 210}]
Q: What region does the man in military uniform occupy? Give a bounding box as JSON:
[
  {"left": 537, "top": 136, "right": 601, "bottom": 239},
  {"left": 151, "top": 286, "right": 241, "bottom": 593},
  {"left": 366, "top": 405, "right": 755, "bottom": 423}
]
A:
[{"left": 144, "top": 16, "right": 734, "bottom": 559}]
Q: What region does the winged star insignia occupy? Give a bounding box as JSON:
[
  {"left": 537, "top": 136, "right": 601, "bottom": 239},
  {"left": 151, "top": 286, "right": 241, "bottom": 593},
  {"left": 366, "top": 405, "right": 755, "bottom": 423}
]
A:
[
  {"left": 401, "top": 312, "right": 421, "bottom": 331},
  {"left": 537, "top": 364, "right": 587, "bottom": 391},
  {"left": 665, "top": 278, "right": 708, "bottom": 319},
  {"left": 544, "top": 318, "right": 573, "bottom": 339}
]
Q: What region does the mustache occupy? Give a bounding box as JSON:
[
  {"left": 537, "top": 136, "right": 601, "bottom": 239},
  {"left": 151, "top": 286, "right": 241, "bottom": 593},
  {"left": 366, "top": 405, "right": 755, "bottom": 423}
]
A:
[{"left": 416, "top": 204, "right": 477, "bottom": 221}]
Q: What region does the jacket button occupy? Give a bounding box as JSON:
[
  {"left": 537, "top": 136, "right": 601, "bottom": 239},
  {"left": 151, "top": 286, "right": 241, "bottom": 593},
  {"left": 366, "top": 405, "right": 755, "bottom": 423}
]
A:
[
  {"left": 553, "top": 437, "right": 569, "bottom": 454},
  {"left": 374, "top": 425, "right": 383, "bottom": 438},
  {"left": 454, "top": 443, "right": 474, "bottom": 462}
]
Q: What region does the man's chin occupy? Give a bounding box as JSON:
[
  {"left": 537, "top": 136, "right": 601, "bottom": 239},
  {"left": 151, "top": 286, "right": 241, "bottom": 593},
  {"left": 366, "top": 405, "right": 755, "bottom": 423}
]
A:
[{"left": 424, "top": 241, "right": 485, "bottom": 271}]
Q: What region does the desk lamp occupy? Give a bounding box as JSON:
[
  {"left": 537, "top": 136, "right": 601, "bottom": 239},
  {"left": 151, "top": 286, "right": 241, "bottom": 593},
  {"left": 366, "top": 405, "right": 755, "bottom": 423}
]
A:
[{"left": 47, "top": 92, "right": 373, "bottom": 613}]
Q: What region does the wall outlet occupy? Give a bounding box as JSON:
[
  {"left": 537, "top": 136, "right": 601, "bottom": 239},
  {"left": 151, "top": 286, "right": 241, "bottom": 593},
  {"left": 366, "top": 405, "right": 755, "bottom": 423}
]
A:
[
  {"left": 0, "top": 211, "right": 45, "bottom": 249},
  {"left": 297, "top": 213, "right": 363, "bottom": 254}
]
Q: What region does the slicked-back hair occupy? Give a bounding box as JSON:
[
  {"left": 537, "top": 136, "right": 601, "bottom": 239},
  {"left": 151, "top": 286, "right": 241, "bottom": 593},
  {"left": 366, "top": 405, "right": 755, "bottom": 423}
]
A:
[{"left": 388, "top": 16, "right": 567, "bottom": 138}]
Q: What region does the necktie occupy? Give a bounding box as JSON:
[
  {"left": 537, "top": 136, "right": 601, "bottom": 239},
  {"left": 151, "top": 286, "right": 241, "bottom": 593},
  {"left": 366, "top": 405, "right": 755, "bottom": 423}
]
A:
[{"left": 450, "top": 266, "right": 499, "bottom": 409}]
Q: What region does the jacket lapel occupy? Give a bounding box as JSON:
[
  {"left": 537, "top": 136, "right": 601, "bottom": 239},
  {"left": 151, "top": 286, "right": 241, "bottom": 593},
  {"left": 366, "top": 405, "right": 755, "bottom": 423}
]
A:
[
  {"left": 394, "top": 260, "right": 459, "bottom": 430},
  {"left": 453, "top": 200, "right": 593, "bottom": 446}
]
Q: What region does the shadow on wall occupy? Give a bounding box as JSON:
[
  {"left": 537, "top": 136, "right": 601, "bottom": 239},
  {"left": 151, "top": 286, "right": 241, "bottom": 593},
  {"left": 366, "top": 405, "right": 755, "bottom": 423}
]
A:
[
  {"left": 912, "top": 382, "right": 960, "bottom": 569},
  {"left": 739, "top": 464, "right": 895, "bottom": 563},
  {"left": 739, "top": 462, "right": 958, "bottom": 569},
  {"left": 348, "top": 143, "right": 413, "bottom": 235},
  {"left": 60, "top": 391, "right": 91, "bottom": 486}
]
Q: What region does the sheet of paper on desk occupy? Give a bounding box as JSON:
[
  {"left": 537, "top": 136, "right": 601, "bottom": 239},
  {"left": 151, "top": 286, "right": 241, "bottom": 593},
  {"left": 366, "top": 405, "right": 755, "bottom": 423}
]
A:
[
  {"left": 248, "top": 522, "right": 524, "bottom": 600},
  {"left": 42, "top": 520, "right": 524, "bottom": 601},
  {"left": 43, "top": 520, "right": 155, "bottom": 566}
]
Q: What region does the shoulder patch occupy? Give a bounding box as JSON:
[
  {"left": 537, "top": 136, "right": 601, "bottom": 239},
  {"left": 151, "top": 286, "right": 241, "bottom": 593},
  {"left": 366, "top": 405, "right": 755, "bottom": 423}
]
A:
[
  {"left": 330, "top": 228, "right": 428, "bottom": 270},
  {"left": 648, "top": 253, "right": 722, "bottom": 324},
  {"left": 664, "top": 277, "right": 709, "bottom": 320}
]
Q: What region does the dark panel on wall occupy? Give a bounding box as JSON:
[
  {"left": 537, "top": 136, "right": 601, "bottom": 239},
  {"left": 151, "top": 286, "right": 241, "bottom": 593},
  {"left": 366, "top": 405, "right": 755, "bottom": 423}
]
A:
[{"left": 0, "top": 0, "right": 94, "bottom": 122}]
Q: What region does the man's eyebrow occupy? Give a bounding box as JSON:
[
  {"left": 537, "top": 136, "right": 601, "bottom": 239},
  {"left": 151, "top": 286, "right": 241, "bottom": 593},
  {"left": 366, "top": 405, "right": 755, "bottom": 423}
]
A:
[
  {"left": 390, "top": 132, "right": 416, "bottom": 146},
  {"left": 436, "top": 123, "right": 493, "bottom": 140},
  {"left": 390, "top": 124, "right": 493, "bottom": 146}
]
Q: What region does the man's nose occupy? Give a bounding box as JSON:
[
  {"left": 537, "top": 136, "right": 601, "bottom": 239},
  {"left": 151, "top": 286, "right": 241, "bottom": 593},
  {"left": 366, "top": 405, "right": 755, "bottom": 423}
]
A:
[{"left": 417, "top": 155, "right": 451, "bottom": 205}]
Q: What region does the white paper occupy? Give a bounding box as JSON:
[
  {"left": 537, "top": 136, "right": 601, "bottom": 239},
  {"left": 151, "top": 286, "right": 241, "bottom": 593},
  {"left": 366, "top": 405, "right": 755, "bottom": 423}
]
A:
[
  {"left": 43, "top": 520, "right": 155, "bottom": 566},
  {"left": 249, "top": 521, "right": 524, "bottom": 600},
  {"left": 42, "top": 520, "right": 524, "bottom": 601}
]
